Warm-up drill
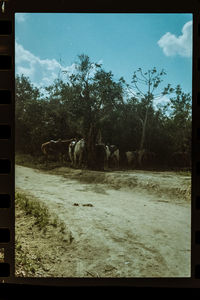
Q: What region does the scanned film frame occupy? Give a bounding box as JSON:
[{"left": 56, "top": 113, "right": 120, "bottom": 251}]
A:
[{"left": 0, "top": 0, "right": 200, "bottom": 287}]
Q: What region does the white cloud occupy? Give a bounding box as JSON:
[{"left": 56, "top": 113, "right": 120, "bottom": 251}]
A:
[
  {"left": 62, "top": 63, "right": 77, "bottom": 77},
  {"left": 157, "top": 21, "right": 192, "bottom": 57},
  {"left": 15, "top": 42, "right": 104, "bottom": 90},
  {"left": 15, "top": 13, "right": 28, "bottom": 23},
  {"left": 154, "top": 94, "right": 170, "bottom": 107},
  {"left": 153, "top": 95, "right": 172, "bottom": 116},
  {"left": 15, "top": 42, "right": 76, "bottom": 88}
]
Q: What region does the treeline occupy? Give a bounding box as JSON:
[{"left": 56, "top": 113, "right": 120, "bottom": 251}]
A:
[{"left": 15, "top": 54, "right": 191, "bottom": 169}]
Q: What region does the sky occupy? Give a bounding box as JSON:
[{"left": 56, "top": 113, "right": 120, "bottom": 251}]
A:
[{"left": 15, "top": 13, "right": 193, "bottom": 105}]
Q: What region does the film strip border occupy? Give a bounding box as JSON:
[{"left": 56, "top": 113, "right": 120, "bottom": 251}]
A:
[
  {"left": 193, "top": 11, "right": 200, "bottom": 280},
  {"left": 0, "top": 0, "right": 14, "bottom": 281},
  {"left": 0, "top": 0, "right": 199, "bottom": 287}
]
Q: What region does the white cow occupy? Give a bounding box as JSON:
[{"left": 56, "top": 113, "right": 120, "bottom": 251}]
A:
[
  {"left": 74, "top": 139, "right": 85, "bottom": 168},
  {"left": 105, "top": 145, "right": 111, "bottom": 165},
  {"left": 111, "top": 148, "right": 120, "bottom": 168},
  {"left": 106, "top": 145, "right": 119, "bottom": 168},
  {"left": 69, "top": 140, "right": 77, "bottom": 166}
]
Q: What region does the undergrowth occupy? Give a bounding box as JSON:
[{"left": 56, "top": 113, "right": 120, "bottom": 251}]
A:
[
  {"left": 15, "top": 190, "right": 73, "bottom": 277},
  {"left": 15, "top": 153, "right": 70, "bottom": 171},
  {"left": 15, "top": 190, "right": 67, "bottom": 234}
]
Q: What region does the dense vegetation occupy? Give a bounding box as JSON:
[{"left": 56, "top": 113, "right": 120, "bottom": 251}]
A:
[{"left": 15, "top": 54, "right": 191, "bottom": 169}]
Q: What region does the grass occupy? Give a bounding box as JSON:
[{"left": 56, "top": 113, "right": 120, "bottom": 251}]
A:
[
  {"left": 15, "top": 189, "right": 68, "bottom": 234},
  {"left": 15, "top": 236, "right": 40, "bottom": 276},
  {"left": 16, "top": 152, "right": 191, "bottom": 175},
  {"left": 15, "top": 189, "right": 73, "bottom": 276},
  {"left": 15, "top": 153, "right": 54, "bottom": 170},
  {"left": 15, "top": 152, "right": 73, "bottom": 172},
  {"left": 175, "top": 169, "right": 191, "bottom": 176}
]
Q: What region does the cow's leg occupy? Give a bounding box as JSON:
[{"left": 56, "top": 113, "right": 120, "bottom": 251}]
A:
[
  {"left": 105, "top": 152, "right": 109, "bottom": 169},
  {"left": 113, "top": 157, "right": 115, "bottom": 169},
  {"left": 104, "top": 158, "right": 108, "bottom": 170},
  {"left": 71, "top": 152, "right": 75, "bottom": 167},
  {"left": 79, "top": 152, "right": 83, "bottom": 168},
  {"left": 45, "top": 154, "right": 49, "bottom": 167},
  {"left": 61, "top": 153, "right": 64, "bottom": 164},
  {"left": 69, "top": 148, "right": 72, "bottom": 166},
  {"left": 69, "top": 155, "right": 73, "bottom": 167},
  {"left": 116, "top": 158, "right": 119, "bottom": 169},
  {"left": 74, "top": 153, "right": 77, "bottom": 168},
  {"left": 71, "top": 153, "right": 74, "bottom": 167}
]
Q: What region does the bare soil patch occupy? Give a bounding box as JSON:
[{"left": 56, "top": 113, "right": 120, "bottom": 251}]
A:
[{"left": 15, "top": 164, "right": 191, "bottom": 277}]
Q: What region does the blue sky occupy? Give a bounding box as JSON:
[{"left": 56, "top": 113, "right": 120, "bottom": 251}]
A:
[{"left": 15, "top": 13, "right": 192, "bottom": 105}]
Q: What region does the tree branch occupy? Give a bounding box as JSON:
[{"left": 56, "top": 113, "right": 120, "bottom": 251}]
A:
[
  {"left": 133, "top": 82, "right": 146, "bottom": 97},
  {"left": 125, "top": 85, "right": 139, "bottom": 98}
]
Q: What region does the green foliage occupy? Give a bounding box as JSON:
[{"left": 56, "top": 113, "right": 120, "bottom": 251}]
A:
[{"left": 15, "top": 55, "right": 192, "bottom": 168}]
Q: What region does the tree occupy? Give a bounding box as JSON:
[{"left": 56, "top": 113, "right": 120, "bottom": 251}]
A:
[
  {"left": 127, "top": 67, "right": 173, "bottom": 151},
  {"left": 92, "top": 69, "right": 124, "bottom": 143},
  {"left": 44, "top": 78, "right": 79, "bottom": 140},
  {"left": 167, "top": 85, "right": 192, "bottom": 154},
  {"left": 15, "top": 58, "right": 191, "bottom": 171},
  {"left": 15, "top": 74, "right": 42, "bottom": 154},
  {"left": 63, "top": 54, "right": 124, "bottom": 169},
  {"left": 62, "top": 54, "right": 101, "bottom": 169}
]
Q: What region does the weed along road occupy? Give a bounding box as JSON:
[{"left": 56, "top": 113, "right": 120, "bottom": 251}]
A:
[{"left": 15, "top": 164, "right": 191, "bottom": 277}]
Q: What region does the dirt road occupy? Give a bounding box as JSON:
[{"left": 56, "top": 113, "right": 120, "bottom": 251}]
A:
[{"left": 15, "top": 165, "right": 191, "bottom": 277}]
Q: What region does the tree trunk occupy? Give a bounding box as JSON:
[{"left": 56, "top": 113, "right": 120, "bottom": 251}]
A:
[
  {"left": 86, "top": 123, "right": 98, "bottom": 170},
  {"left": 138, "top": 105, "right": 149, "bottom": 167},
  {"left": 139, "top": 106, "right": 149, "bottom": 151}
]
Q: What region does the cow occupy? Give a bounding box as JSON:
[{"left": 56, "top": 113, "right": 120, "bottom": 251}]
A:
[
  {"left": 41, "top": 138, "right": 75, "bottom": 163},
  {"left": 94, "top": 143, "right": 107, "bottom": 171},
  {"left": 171, "top": 151, "right": 191, "bottom": 168},
  {"left": 125, "top": 151, "right": 138, "bottom": 168},
  {"left": 105, "top": 145, "right": 110, "bottom": 161},
  {"left": 137, "top": 149, "right": 156, "bottom": 168},
  {"left": 73, "top": 138, "right": 86, "bottom": 168},
  {"left": 111, "top": 148, "right": 120, "bottom": 168},
  {"left": 41, "top": 140, "right": 59, "bottom": 163},
  {"left": 105, "top": 144, "right": 120, "bottom": 169},
  {"left": 69, "top": 140, "right": 77, "bottom": 166},
  {"left": 126, "top": 151, "right": 133, "bottom": 166},
  {"left": 105, "top": 145, "right": 111, "bottom": 168}
]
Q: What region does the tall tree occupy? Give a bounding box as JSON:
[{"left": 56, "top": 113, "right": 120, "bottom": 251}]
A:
[
  {"left": 127, "top": 67, "right": 173, "bottom": 151},
  {"left": 63, "top": 54, "right": 102, "bottom": 169},
  {"left": 167, "top": 85, "right": 192, "bottom": 154},
  {"left": 15, "top": 74, "right": 42, "bottom": 154},
  {"left": 63, "top": 54, "right": 124, "bottom": 169}
]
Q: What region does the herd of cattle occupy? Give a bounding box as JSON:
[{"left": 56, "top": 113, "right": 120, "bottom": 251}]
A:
[
  {"left": 41, "top": 138, "right": 191, "bottom": 170},
  {"left": 41, "top": 138, "right": 120, "bottom": 170}
]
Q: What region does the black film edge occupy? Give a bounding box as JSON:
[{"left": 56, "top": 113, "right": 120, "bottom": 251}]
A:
[
  {"left": 0, "top": 8, "right": 14, "bottom": 282},
  {"left": 0, "top": 0, "right": 200, "bottom": 288}
]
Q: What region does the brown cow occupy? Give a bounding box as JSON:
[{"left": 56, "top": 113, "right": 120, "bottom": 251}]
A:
[
  {"left": 171, "top": 151, "right": 191, "bottom": 168},
  {"left": 137, "top": 149, "right": 156, "bottom": 168},
  {"left": 41, "top": 138, "right": 76, "bottom": 163}
]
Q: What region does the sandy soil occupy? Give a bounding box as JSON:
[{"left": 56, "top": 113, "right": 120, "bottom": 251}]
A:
[{"left": 15, "top": 165, "right": 191, "bottom": 277}]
